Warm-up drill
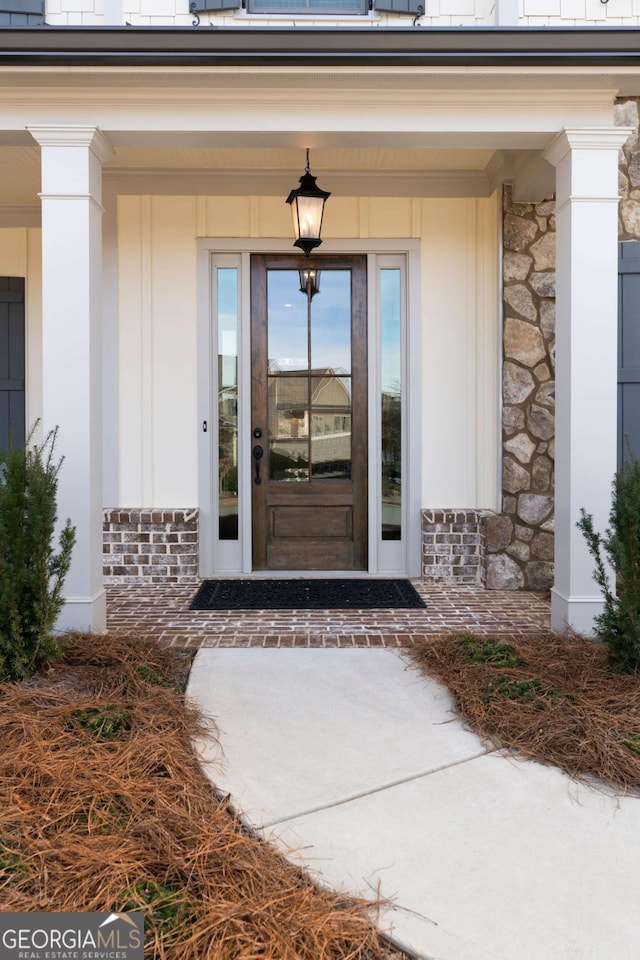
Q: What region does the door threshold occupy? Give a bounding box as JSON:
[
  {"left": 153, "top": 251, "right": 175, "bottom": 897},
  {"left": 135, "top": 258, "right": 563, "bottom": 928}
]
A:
[{"left": 241, "top": 570, "right": 407, "bottom": 579}]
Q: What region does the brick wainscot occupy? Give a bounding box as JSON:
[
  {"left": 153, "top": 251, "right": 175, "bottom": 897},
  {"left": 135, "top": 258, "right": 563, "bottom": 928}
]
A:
[{"left": 103, "top": 509, "right": 199, "bottom": 583}]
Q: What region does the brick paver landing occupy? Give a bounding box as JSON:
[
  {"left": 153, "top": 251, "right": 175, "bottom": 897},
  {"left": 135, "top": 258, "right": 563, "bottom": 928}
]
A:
[{"left": 106, "top": 581, "right": 551, "bottom": 647}]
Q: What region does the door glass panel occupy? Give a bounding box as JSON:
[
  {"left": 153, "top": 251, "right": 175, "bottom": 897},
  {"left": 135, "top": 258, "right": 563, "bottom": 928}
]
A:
[
  {"left": 311, "top": 271, "right": 351, "bottom": 373},
  {"left": 380, "top": 268, "right": 402, "bottom": 540},
  {"left": 266, "top": 267, "right": 353, "bottom": 483},
  {"left": 268, "top": 375, "right": 309, "bottom": 481},
  {"left": 267, "top": 270, "right": 308, "bottom": 372},
  {"left": 217, "top": 267, "right": 239, "bottom": 540},
  {"left": 311, "top": 374, "right": 352, "bottom": 479}
]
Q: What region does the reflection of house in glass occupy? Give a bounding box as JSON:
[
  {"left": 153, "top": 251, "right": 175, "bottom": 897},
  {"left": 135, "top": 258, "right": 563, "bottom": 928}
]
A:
[
  {"left": 267, "top": 364, "right": 352, "bottom": 481},
  {"left": 218, "top": 356, "right": 239, "bottom": 539},
  {"left": 381, "top": 386, "right": 401, "bottom": 540}
]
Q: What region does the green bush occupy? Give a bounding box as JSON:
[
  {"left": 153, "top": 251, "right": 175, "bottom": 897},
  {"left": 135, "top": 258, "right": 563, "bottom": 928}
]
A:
[
  {"left": 578, "top": 449, "right": 640, "bottom": 672},
  {"left": 0, "top": 426, "right": 75, "bottom": 680}
]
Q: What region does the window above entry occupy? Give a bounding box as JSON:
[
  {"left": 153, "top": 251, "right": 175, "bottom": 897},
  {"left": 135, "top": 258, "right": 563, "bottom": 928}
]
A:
[
  {"left": 0, "top": 0, "right": 44, "bottom": 24},
  {"left": 247, "top": 0, "right": 367, "bottom": 13},
  {"left": 191, "top": 0, "right": 423, "bottom": 15}
]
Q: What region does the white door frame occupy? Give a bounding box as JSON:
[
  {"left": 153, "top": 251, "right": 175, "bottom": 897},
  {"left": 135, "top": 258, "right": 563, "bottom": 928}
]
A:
[{"left": 197, "top": 237, "right": 422, "bottom": 578}]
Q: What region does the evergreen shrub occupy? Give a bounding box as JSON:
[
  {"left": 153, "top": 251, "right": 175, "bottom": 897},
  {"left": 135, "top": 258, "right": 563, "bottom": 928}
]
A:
[
  {"left": 0, "top": 426, "right": 75, "bottom": 680},
  {"left": 578, "top": 449, "right": 640, "bottom": 671}
]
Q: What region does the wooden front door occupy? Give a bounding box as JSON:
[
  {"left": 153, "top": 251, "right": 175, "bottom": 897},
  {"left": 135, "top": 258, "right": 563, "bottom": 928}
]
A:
[{"left": 251, "top": 254, "right": 367, "bottom": 570}]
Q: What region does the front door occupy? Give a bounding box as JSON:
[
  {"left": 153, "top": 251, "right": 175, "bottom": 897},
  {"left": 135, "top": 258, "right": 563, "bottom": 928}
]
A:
[{"left": 251, "top": 254, "right": 367, "bottom": 570}]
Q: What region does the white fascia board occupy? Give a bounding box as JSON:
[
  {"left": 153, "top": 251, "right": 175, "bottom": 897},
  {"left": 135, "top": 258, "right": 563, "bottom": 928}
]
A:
[{"left": 0, "top": 87, "right": 617, "bottom": 139}]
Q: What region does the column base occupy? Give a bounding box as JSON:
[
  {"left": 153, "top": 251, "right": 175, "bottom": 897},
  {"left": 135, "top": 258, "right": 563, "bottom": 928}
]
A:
[
  {"left": 550, "top": 586, "right": 603, "bottom": 637},
  {"left": 56, "top": 588, "right": 107, "bottom": 633}
]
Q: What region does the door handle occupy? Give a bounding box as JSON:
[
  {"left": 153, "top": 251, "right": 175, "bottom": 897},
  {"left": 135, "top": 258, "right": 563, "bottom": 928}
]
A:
[{"left": 252, "top": 444, "right": 264, "bottom": 485}]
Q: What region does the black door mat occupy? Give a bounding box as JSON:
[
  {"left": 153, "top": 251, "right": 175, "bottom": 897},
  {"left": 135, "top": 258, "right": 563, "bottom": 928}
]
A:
[{"left": 190, "top": 578, "right": 426, "bottom": 611}]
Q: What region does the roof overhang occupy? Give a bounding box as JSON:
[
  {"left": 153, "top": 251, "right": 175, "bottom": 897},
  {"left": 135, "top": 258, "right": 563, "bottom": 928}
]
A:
[{"left": 1, "top": 25, "right": 640, "bottom": 69}]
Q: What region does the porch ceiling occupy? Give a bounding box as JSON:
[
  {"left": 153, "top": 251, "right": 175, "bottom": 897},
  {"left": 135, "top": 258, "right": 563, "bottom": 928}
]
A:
[{"left": 105, "top": 144, "right": 502, "bottom": 197}]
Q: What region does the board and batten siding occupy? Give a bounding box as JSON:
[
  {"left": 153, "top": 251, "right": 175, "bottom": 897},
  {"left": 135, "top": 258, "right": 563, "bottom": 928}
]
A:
[{"left": 115, "top": 193, "right": 500, "bottom": 512}]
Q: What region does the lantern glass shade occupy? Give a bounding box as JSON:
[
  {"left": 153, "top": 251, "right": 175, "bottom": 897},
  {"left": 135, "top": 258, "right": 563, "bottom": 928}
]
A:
[
  {"left": 294, "top": 195, "right": 324, "bottom": 239},
  {"left": 286, "top": 153, "right": 331, "bottom": 258}
]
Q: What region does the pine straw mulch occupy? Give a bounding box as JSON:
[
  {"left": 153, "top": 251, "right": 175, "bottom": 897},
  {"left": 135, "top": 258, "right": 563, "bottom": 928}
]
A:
[
  {"left": 407, "top": 633, "right": 640, "bottom": 794},
  {"left": 0, "top": 633, "right": 403, "bottom": 960}
]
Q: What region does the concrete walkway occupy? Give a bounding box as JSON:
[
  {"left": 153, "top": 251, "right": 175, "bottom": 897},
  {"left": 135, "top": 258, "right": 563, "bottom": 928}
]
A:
[{"left": 187, "top": 648, "right": 640, "bottom": 960}]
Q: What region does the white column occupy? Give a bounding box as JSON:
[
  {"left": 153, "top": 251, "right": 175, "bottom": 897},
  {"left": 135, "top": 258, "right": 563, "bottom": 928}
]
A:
[
  {"left": 544, "top": 127, "right": 632, "bottom": 636},
  {"left": 27, "top": 125, "right": 114, "bottom": 633}
]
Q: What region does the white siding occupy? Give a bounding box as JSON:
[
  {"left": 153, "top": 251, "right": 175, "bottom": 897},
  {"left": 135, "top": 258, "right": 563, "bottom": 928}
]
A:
[
  {"left": 520, "top": 0, "right": 640, "bottom": 23},
  {"left": 117, "top": 196, "right": 199, "bottom": 506},
  {"left": 48, "top": 0, "right": 495, "bottom": 26},
  {"left": 47, "top": 0, "right": 640, "bottom": 25},
  {"left": 420, "top": 196, "right": 499, "bottom": 509}
]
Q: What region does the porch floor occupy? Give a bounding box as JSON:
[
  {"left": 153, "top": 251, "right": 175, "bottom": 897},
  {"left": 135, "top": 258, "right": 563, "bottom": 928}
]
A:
[{"left": 105, "top": 581, "right": 551, "bottom": 647}]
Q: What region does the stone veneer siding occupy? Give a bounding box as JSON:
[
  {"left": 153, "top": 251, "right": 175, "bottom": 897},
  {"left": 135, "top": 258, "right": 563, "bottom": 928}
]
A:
[
  {"left": 103, "top": 509, "right": 199, "bottom": 583},
  {"left": 422, "top": 510, "right": 493, "bottom": 585},
  {"left": 617, "top": 99, "right": 640, "bottom": 240},
  {"left": 487, "top": 186, "right": 557, "bottom": 591}
]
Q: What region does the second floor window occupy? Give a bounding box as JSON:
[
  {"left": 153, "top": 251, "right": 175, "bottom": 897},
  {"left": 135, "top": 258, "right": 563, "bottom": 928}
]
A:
[
  {"left": 246, "top": 0, "right": 367, "bottom": 11},
  {"left": 192, "top": 0, "right": 421, "bottom": 15}
]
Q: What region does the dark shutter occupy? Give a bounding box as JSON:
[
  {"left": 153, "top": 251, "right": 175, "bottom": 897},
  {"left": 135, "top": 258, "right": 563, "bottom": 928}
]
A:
[
  {"left": 0, "top": 277, "right": 25, "bottom": 453},
  {"left": 0, "top": 0, "right": 44, "bottom": 24},
  {"left": 618, "top": 241, "right": 640, "bottom": 467},
  {"left": 191, "top": 0, "right": 241, "bottom": 11},
  {"left": 374, "top": 0, "right": 423, "bottom": 13}
]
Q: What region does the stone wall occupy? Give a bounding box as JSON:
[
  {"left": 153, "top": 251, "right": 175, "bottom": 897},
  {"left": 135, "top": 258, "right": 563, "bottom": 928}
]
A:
[
  {"left": 103, "top": 509, "right": 199, "bottom": 583},
  {"left": 617, "top": 99, "right": 640, "bottom": 241},
  {"left": 487, "top": 186, "right": 556, "bottom": 591}
]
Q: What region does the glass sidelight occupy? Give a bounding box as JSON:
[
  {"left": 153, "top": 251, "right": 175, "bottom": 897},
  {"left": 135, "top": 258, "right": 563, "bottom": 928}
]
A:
[
  {"left": 380, "top": 268, "right": 402, "bottom": 541},
  {"left": 266, "top": 269, "right": 353, "bottom": 483}
]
